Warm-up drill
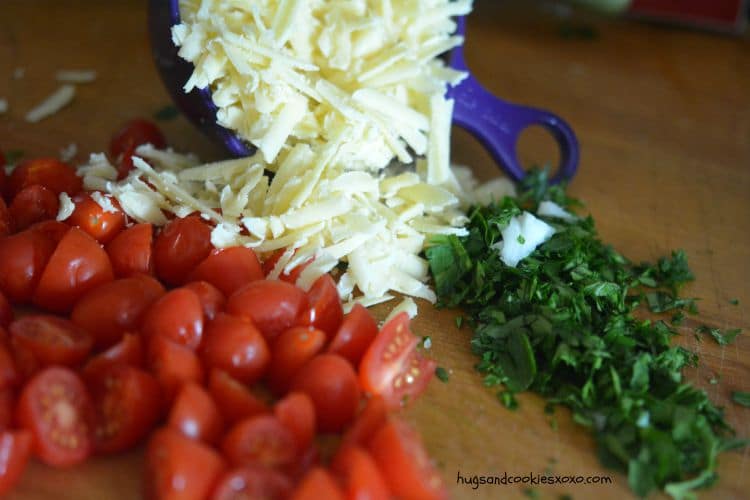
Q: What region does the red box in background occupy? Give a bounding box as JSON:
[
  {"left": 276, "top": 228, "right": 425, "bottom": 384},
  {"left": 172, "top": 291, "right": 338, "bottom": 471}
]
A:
[{"left": 629, "top": 0, "right": 748, "bottom": 33}]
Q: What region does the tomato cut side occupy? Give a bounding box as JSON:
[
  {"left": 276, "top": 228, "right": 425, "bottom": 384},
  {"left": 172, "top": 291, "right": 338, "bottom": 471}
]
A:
[
  {"left": 9, "top": 315, "right": 93, "bottom": 368},
  {"left": 274, "top": 392, "right": 316, "bottom": 453},
  {"left": 290, "top": 467, "right": 345, "bottom": 500},
  {"left": 142, "top": 288, "right": 204, "bottom": 350},
  {"left": 331, "top": 445, "right": 391, "bottom": 500},
  {"left": 0, "top": 228, "right": 58, "bottom": 304},
  {"left": 168, "top": 382, "right": 223, "bottom": 445},
  {"left": 200, "top": 313, "right": 270, "bottom": 385},
  {"left": 16, "top": 367, "right": 94, "bottom": 467},
  {"left": 211, "top": 465, "right": 293, "bottom": 500},
  {"left": 0, "top": 430, "right": 33, "bottom": 495},
  {"left": 327, "top": 303, "right": 379, "bottom": 366},
  {"left": 266, "top": 326, "right": 326, "bottom": 395},
  {"left": 153, "top": 215, "right": 212, "bottom": 286},
  {"left": 221, "top": 415, "right": 297, "bottom": 468},
  {"left": 208, "top": 370, "right": 268, "bottom": 425},
  {"left": 8, "top": 158, "right": 82, "bottom": 198},
  {"left": 147, "top": 335, "right": 205, "bottom": 402},
  {"left": 183, "top": 281, "right": 225, "bottom": 321},
  {"left": 82, "top": 333, "right": 144, "bottom": 383},
  {"left": 9, "top": 184, "right": 59, "bottom": 232},
  {"left": 66, "top": 192, "right": 126, "bottom": 244},
  {"left": 341, "top": 395, "right": 387, "bottom": 450},
  {"left": 189, "top": 247, "right": 264, "bottom": 296},
  {"left": 227, "top": 280, "right": 308, "bottom": 342},
  {"left": 296, "top": 274, "right": 343, "bottom": 338},
  {"left": 105, "top": 222, "right": 154, "bottom": 277},
  {"left": 33, "top": 226, "right": 115, "bottom": 313}
]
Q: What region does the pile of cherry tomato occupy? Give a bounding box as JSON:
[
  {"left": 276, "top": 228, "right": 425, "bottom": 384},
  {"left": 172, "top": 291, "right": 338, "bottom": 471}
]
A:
[{"left": 0, "top": 120, "right": 445, "bottom": 499}]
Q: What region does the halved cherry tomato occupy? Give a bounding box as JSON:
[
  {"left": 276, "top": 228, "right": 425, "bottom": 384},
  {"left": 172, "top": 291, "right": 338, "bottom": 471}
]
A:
[
  {"left": 262, "top": 249, "right": 312, "bottom": 284},
  {"left": 183, "top": 281, "right": 225, "bottom": 321},
  {"left": 291, "top": 354, "right": 360, "bottom": 433},
  {"left": 0, "top": 227, "right": 58, "bottom": 303},
  {"left": 153, "top": 215, "right": 212, "bottom": 286},
  {"left": 66, "top": 192, "right": 126, "bottom": 244},
  {"left": 145, "top": 427, "right": 226, "bottom": 500},
  {"left": 71, "top": 275, "right": 165, "bottom": 349},
  {"left": 369, "top": 418, "right": 447, "bottom": 500},
  {"left": 148, "top": 335, "right": 205, "bottom": 402},
  {"left": 0, "top": 198, "right": 10, "bottom": 237},
  {"left": 168, "top": 383, "right": 223, "bottom": 445},
  {"left": 290, "top": 467, "right": 345, "bottom": 500},
  {"left": 7, "top": 158, "right": 81, "bottom": 199},
  {"left": 8, "top": 184, "right": 59, "bottom": 232},
  {"left": 274, "top": 392, "right": 315, "bottom": 453},
  {"left": 227, "top": 280, "right": 308, "bottom": 342},
  {"left": 266, "top": 326, "right": 326, "bottom": 395},
  {"left": 142, "top": 288, "right": 204, "bottom": 350},
  {"left": 211, "top": 465, "right": 292, "bottom": 500},
  {"left": 327, "top": 303, "right": 379, "bottom": 366},
  {"left": 341, "top": 395, "right": 387, "bottom": 450},
  {"left": 28, "top": 219, "right": 69, "bottom": 245},
  {"left": 0, "top": 389, "right": 14, "bottom": 430},
  {"left": 283, "top": 444, "right": 321, "bottom": 484},
  {"left": 0, "top": 343, "right": 19, "bottom": 390},
  {"left": 208, "top": 370, "right": 268, "bottom": 425},
  {"left": 89, "top": 364, "right": 162, "bottom": 454},
  {"left": 359, "top": 312, "right": 436, "bottom": 410},
  {"left": 200, "top": 313, "right": 270, "bottom": 385},
  {"left": 109, "top": 119, "right": 167, "bottom": 179},
  {"left": 16, "top": 367, "right": 94, "bottom": 467},
  {"left": 105, "top": 222, "right": 154, "bottom": 277},
  {"left": 0, "top": 291, "right": 12, "bottom": 327},
  {"left": 296, "top": 274, "right": 343, "bottom": 338},
  {"left": 33, "top": 226, "right": 115, "bottom": 313},
  {"left": 81, "top": 333, "right": 144, "bottom": 383},
  {"left": 9, "top": 315, "right": 93, "bottom": 368},
  {"left": 331, "top": 445, "right": 391, "bottom": 500},
  {"left": 0, "top": 430, "right": 33, "bottom": 495},
  {"left": 221, "top": 414, "right": 296, "bottom": 468},
  {"left": 189, "top": 247, "right": 264, "bottom": 296}
]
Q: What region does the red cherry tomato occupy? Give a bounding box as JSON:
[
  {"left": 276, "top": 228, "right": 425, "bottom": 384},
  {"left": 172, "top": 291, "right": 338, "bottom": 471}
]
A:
[
  {"left": 16, "top": 367, "right": 94, "bottom": 467},
  {"left": 331, "top": 445, "right": 391, "bottom": 500},
  {"left": 221, "top": 414, "right": 297, "bottom": 468},
  {"left": 296, "top": 274, "right": 343, "bottom": 339},
  {"left": 359, "top": 312, "right": 436, "bottom": 410},
  {"left": 283, "top": 443, "right": 321, "bottom": 484},
  {"left": 0, "top": 227, "right": 58, "bottom": 303},
  {"left": 274, "top": 392, "right": 315, "bottom": 453},
  {"left": 145, "top": 427, "right": 226, "bottom": 500},
  {"left": 142, "top": 288, "right": 204, "bottom": 350},
  {"left": 327, "top": 303, "right": 379, "bottom": 366},
  {"left": 153, "top": 215, "right": 212, "bottom": 286},
  {"left": 8, "top": 184, "right": 59, "bottom": 232},
  {"left": 290, "top": 467, "right": 345, "bottom": 500},
  {"left": 0, "top": 389, "right": 14, "bottom": 430},
  {"left": 341, "top": 395, "right": 387, "bottom": 450},
  {"left": 66, "top": 192, "right": 126, "bottom": 244},
  {"left": 262, "top": 248, "right": 312, "bottom": 284},
  {"left": 7, "top": 158, "right": 81, "bottom": 199},
  {"left": 0, "top": 198, "right": 10, "bottom": 237},
  {"left": 183, "top": 281, "right": 225, "bottom": 321},
  {"left": 33, "top": 226, "right": 115, "bottom": 313},
  {"left": 190, "top": 247, "right": 264, "bottom": 296},
  {"left": 9, "top": 315, "right": 93, "bottom": 368},
  {"left": 81, "top": 333, "right": 144, "bottom": 383},
  {"left": 266, "top": 326, "right": 326, "bottom": 395},
  {"left": 105, "top": 222, "right": 154, "bottom": 277},
  {"left": 71, "top": 275, "right": 165, "bottom": 349},
  {"left": 109, "top": 119, "right": 167, "bottom": 179},
  {"left": 0, "top": 343, "right": 19, "bottom": 390},
  {"left": 291, "top": 354, "right": 360, "bottom": 433},
  {"left": 89, "top": 364, "right": 162, "bottom": 454},
  {"left": 147, "top": 335, "right": 205, "bottom": 403},
  {"left": 200, "top": 313, "right": 270, "bottom": 385},
  {"left": 0, "top": 291, "right": 12, "bottom": 328},
  {"left": 208, "top": 370, "right": 268, "bottom": 425},
  {"left": 211, "top": 465, "right": 292, "bottom": 500},
  {"left": 0, "top": 430, "right": 33, "bottom": 495},
  {"left": 227, "top": 280, "right": 308, "bottom": 342},
  {"left": 28, "top": 219, "right": 69, "bottom": 244},
  {"left": 168, "top": 383, "right": 223, "bottom": 445}
]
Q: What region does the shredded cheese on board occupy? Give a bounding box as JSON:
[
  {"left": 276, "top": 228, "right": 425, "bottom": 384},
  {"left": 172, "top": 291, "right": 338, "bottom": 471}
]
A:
[{"left": 25, "top": 85, "right": 76, "bottom": 123}]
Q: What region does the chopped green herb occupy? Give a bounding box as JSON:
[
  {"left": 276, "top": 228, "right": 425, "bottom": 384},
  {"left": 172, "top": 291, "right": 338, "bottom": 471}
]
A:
[
  {"left": 498, "top": 390, "right": 518, "bottom": 410},
  {"left": 732, "top": 391, "right": 750, "bottom": 408},
  {"left": 153, "top": 105, "right": 179, "bottom": 121},
  {"left": 696, "top": 326, "right": 742, "bottom": 346},
  {"left": 435, "top": 366, "right": 449, "bottom": 383},
  {"left": 4, "top": 149, "right": 24, "bottom": 165},
  {"left": 558, "top": 23, "right": 599, "bottom": 40},
  {"left": 517, "top": 234, "right": 526, "bottom": 245},
  {"left": 559, "top": 495, "right": 573, "bottom": 500},
  {"left": 671, "top": 311, "right": 685, "bottom": 325},
  {"left": 549, "top": 417, "right": 558, "bottom": 431},
  {"left": 523, "top": 488, "right": 539, "bottom": 499},
  {"left": 455, "top": 316, "right": 464, "bottom": 329},
  {"left": 729, "top": 298, "right": 739, "bottom": 305}
]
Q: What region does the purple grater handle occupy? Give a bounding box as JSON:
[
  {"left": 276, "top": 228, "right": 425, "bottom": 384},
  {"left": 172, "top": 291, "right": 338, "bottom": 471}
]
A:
[{"left": 448, "top": 16, "right": 579, "bottom": 183}]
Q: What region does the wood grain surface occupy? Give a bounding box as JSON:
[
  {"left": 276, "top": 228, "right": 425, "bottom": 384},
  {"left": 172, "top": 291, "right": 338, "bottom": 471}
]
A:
[{"left": 1, "top": 1, "right": 749, "bottom": 499}]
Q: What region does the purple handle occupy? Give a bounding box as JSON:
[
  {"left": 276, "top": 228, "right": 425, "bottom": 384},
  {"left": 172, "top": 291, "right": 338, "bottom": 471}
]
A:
[{"left": 448, "top": 17, "right": 578, "bottom": 183}]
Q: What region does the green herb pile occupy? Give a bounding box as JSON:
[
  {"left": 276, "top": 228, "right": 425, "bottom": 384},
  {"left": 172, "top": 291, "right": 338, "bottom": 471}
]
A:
[{"left": 426, "top": 171, "right": 746, "bottom": 498}]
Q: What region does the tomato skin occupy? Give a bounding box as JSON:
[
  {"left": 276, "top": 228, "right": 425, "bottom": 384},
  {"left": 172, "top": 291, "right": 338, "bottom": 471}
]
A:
[
  {"left": 0, "top": 430, "right": 33, "bottom": 495},
  {"left": 227, "top": 280, "right": 308, "bottom": 342},
  {"left": 211, "top": 465, "right": 293, "bottom": 500},
  {"left": 291, "top": 354, "right": 360, "bottom": 433},
  {"left": 89, "top": 364, "right": 163, "bottom": 454},
  {"left": 71, "top": 275, "right": 165, "bottom": 349},
  {"left": 221, "top": 415, "right": 297, "bottom": 468},
  {"left": 0, "top": 291, "right": 13, "bottom": 328},
  {"left": 28, "top": 219, "right": 70, "bottom": 245},
  {"left": 189, "top": 247, "right": 264, "bottom": 296},
  {"left": 183, "top": 281, "right": 225, "bottom": 321},
  {"left": 109, "top": 119, "right": 167, "bottom": 179},
  {"left": 168, "top": 383, "right": 223, "bottom": 445},
  {"left": 153, "top": 215, "right": 213, "bottom": 286},
  {"left": 16, "top": 367, "right": 94, "bottom": 467},
  {"left": 145, "top": 427, "right": 226, "bottom": 500},
  {"left": 297, "top": 274, "right": 343, "bottom": 338},
  {"left": 290, "top": 467, "right": 345, "bottom": 500},
  {"left": 341, "top": 395, "right": 387, "bottom": 450},
  {"left": 81, "top": 333, "right": 144, "bottom": 384},
  {"left": 327, "top": 304, "right": 379, "bottom": 366},
  {"left": 0, "top": 389, "right": 14, "bottom": 430},
  {"left": 267, "top": 326, "right": 326, "bottom": 395},
  {"left": 200, "top": 313, "right": 270, "bottom": 385},
  {"left": 208, "top": 370, "right": 268, "bottom": 425},
  {"left": 0, "top": 198, "right": 10, "bottom": 237},
  {"left": 274, "top": 392, "right": 316, "bottom": 454},
  {"left": 9, "top": 184, "right": 59, "bottom": 232},
  {"left": 0, "top": 228, "right": 58, "bottom": 304},
  {"left": 9, "top": 315, "right": 93, "bottom": 368},
  {"left": 142, "top": 288, "right": 204, "bottom": 350},
  {"left": 368, "top": 419, "right": 447, "bottom": 500},
  {"left": 331, "top": 445, "right": 391, "bottom": 500},
  {"left": 0, "top": 342, "right": 19, "bottom": 390},
  {"left": 66, "top": 192, "right": 126, "bottom": 244},
  {"left": 8, "top": 158, "right": 82, "bottom": 199},
  {"left": 33, "top": 226, "right": 115, "bottom": 313},
  {"left": 262, "top": 249, "right": 312, "bottom": 284},
  {"left": 105, "top": 223, "right": 154, "bottom": 277},
  {"left": 147, "top": 335, "right": 205, "bottom": 403}
]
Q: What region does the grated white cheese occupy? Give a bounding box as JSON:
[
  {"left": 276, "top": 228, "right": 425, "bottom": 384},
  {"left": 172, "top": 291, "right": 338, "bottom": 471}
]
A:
[
  {"left": 25, "top": 85, "right": 76, "bottom": 123},
  {"left": 59, "top": 143, "right": 78, "bottom": 162},
  {"left": 12, "top": 68, "right": 25, "bottom": 80},
  {"left": 0, "top": 99, "right": 7, "bottom": 114},
  {"left": 90, "top": 192, "right": 119, "bottom": 213},
  {"left": 55, "top": 70, "right": 97, "bottom": 84},
  {"left": 56, "top": 193, "right": 75, "bottom": 221},
  {"left": 493, "top": 212, "right": 556, "bottom": 268},
  {"left": 383, "top": 297, "right": 418, "bottom": 324},
  {"left": 537, "top": 200, "right": 576, "bottom": 221}
]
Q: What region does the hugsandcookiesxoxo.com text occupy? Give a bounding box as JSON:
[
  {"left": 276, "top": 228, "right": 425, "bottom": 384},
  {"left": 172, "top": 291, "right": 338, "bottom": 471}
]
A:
[{"left": 456, "top": 470, "right": 613, "bottom": 490}]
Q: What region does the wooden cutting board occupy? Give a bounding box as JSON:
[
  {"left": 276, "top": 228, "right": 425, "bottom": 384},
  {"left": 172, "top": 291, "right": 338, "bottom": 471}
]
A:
[{"left": 1, "top": 1, "right": 748, "bottom": 498}]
